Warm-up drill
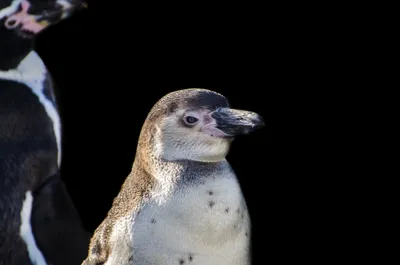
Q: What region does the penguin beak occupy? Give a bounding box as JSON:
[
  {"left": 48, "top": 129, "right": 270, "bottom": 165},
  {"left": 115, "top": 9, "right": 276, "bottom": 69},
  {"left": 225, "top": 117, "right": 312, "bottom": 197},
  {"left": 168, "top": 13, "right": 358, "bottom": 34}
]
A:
[{"left": 210, "top": 107, "right": 265, "bottom": 137}]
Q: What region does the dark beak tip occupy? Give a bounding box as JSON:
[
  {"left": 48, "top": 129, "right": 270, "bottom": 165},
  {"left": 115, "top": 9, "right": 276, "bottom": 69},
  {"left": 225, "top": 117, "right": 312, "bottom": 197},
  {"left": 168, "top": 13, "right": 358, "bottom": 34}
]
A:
[
  {"left": 252, "top": 122, "right": 265, "bottom": 131},
  {"left": 257, "top": 120, "right": 266, "bottom": 128}
]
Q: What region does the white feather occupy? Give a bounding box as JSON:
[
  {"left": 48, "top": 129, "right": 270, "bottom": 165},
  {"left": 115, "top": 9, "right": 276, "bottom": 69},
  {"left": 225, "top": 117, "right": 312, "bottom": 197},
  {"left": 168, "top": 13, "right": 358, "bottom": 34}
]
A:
[
  {"left": 0, "top": 0, "right": 22, "bottom": 20},
  {"left": 20, "top": 191, "right": 48, "bottom": 265}
]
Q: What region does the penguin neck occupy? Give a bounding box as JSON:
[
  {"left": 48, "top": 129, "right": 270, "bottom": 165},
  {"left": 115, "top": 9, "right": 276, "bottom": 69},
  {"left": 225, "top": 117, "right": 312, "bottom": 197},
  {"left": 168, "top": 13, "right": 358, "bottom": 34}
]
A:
[
  {"left": 135, "top": 150, "right": 185, "bottom": 182},
  {"left": 0, "top": 51, "right": 47, "bottom": 86},
  {"left": 0, "top": 30, "right": 35, "bottom": 70},
  {"left": 135, "top": 146, "right": 225, "bottom": 183},
  {"left": 134, "top": 126, "right": 226, "bottom": 197},
  {"left": 133, "top": 151, "right": 226, "bottom": 204}
]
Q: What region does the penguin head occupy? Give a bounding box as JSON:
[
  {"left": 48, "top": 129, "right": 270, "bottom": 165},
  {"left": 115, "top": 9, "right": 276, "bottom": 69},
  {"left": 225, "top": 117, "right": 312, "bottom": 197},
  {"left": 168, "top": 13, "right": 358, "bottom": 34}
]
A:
[
  {"left": 141, "top": 88, "right": 265, "bottom": 163},
  {"left": 0, "top": 0, "right": 86, "bottom": 69}
]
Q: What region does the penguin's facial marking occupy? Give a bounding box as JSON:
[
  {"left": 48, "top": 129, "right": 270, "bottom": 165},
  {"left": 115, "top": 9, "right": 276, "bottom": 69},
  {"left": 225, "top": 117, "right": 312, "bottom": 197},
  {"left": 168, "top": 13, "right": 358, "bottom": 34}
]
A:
[
  {"left": 177, "top": 108, "right": 231, "bottom": 139},
  {"left": 0, "top": 0, "right": 23, "bottom": 20},
  {"left": 0, "top": 0, "right": 86, "bottom": 38},
  {"left": 199, "top": 109, "right": 234, "bottom": 139},
  {"left": 157, "top": 108, "right": 231, "bottom": 162}
]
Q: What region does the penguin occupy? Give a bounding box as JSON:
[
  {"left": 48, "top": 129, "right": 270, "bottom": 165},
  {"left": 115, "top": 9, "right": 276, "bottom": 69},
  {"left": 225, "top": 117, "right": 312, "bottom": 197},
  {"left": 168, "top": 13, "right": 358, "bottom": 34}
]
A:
[
  {"left": 82, "top": 88, "right": 265, "bottom": 265},
  {"left": 0, "top": 1, "right": 90, "bottom": 265}
]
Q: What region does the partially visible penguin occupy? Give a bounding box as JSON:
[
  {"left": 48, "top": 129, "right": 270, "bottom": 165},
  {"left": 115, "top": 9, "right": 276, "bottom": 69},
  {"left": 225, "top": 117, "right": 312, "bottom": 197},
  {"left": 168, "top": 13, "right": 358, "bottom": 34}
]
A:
[
  {"left": 0, "top": 0, "right": 90, "bottom": 265},
  {"left": 82, "top": 88, "right": 265, "bottom": 265}
]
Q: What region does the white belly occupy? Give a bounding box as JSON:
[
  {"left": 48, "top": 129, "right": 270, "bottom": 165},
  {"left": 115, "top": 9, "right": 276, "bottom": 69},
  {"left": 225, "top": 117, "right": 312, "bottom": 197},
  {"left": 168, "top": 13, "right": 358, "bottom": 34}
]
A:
[{"left": 130, "top": 174, "right": 251, "bottom": 265}]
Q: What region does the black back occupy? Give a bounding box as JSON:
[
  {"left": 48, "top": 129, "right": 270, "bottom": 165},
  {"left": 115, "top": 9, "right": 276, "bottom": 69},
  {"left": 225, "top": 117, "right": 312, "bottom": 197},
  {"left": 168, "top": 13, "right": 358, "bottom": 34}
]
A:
[{"left": 0, "top": 0, "right": 90, "bottom": 264}]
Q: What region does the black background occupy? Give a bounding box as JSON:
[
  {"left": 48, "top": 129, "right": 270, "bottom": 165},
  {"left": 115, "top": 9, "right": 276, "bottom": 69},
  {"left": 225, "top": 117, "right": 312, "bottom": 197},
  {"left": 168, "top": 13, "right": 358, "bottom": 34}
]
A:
[{"left": 35, "top": 1, "right": 277, "bottom": 263}]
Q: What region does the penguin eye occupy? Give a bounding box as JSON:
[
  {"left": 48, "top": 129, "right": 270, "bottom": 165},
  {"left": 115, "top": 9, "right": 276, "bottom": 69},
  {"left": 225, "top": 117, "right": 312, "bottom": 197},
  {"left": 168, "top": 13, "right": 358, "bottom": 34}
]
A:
[{"left": 184, "top": 116, "right": 199, "bottom": 124}]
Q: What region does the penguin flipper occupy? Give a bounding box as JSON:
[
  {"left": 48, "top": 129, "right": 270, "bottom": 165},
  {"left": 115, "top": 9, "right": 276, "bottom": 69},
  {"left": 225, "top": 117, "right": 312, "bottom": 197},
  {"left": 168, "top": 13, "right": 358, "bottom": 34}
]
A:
[
  {"left": 31, "top": 173, "right": 91, "bottom": 265},
  {"left": 81, "top": 219, "right": 113, "bottom": 265}
]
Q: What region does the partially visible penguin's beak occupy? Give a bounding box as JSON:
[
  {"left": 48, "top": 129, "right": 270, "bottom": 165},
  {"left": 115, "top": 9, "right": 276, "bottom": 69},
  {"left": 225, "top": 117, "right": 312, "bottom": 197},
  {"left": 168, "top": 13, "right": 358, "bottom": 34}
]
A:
[
  {"left": 54, "top": 0, "right": 88, "bottom": 19},
  {"left": 34, "top": 0, "right": 88, "bottom": 23},
  {"left": 211, "top": 107, "right": 265, "bottom": 137}
]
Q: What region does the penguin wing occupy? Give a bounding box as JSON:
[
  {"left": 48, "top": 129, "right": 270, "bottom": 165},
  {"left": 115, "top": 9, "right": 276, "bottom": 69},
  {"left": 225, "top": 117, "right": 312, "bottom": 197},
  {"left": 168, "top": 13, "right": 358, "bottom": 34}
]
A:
[
  {"left": 31, "top": 173, "right": 91, "bottom": 265},
  {"left": 81, "top": 218, "right": 114, "bottom": 265},
  {"left": 81, "top": 167, "right": 153, "bottom": 265}
]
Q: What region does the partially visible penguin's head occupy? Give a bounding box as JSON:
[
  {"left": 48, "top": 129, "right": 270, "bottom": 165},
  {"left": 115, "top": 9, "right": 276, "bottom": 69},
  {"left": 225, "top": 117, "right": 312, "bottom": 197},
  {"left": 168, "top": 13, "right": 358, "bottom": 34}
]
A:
[
  {"left": 0, "top": 0, "right": 86, "bottom": 69},
  {"left": 139, "top": 88, "right": 265, "bottom": 163},
  {"left": 0, "top": 0, "right": 86, "bottom": 37}
]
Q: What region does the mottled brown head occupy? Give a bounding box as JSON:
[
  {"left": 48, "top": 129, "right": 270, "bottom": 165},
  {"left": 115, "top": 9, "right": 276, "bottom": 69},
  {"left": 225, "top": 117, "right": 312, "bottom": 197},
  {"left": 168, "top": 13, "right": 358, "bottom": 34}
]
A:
[{"left": 138, "top": 88, "right": 264, "bottom": 163}]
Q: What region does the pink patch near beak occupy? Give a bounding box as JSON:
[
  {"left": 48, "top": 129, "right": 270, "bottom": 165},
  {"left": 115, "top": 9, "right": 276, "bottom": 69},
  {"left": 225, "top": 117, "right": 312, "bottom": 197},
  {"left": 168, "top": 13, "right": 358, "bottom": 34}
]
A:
[
  {"left": 201, "top": 123, "right": 231, "bottom": 138},
  {"left": 4, "top": 0, "right": 46, "bottom": 34}
]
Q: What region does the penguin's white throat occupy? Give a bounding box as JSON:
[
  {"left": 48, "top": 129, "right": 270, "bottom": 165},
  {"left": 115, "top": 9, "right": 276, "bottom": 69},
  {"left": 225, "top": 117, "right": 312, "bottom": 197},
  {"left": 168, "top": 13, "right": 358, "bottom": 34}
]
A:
[{"left": 154, "top": 135, "right": 230, "bottom": 163}]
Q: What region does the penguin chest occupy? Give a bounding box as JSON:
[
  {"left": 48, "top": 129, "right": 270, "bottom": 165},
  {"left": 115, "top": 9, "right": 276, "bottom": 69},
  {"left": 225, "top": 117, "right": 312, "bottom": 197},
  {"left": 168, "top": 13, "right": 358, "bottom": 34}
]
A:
[{"left": 131, "top": 175, "right": 251, "bottom": 265}]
